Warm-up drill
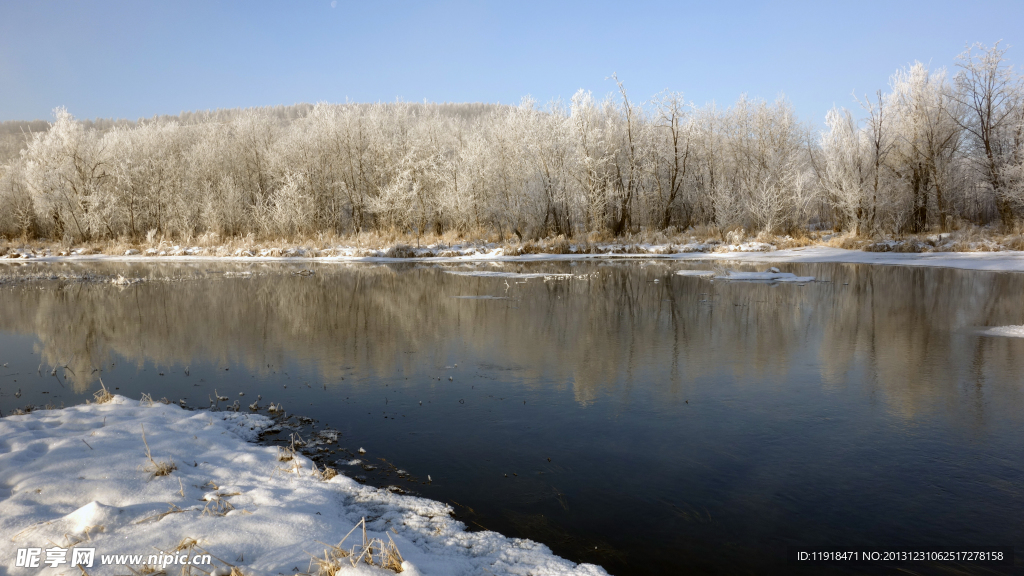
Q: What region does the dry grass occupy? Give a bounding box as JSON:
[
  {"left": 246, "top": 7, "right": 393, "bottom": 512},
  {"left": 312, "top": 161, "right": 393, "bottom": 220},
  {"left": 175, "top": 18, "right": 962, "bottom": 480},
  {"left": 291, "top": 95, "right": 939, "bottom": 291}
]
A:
[
  {"left": 311, "top": 462, "right": 339, "bottom": 481},
  {"left": 0, "top": 227, "right": 506, "bottom": 258},
  {"left": 140, "top": 424, "right": 177, "bottom": 478},
  {"left": 275, "top": 432, "right": 309, "bottom": 476},
  {"left": 93, "top": 378, "right": 114, "bottom": 404},
  {"left": 1004, "top": 235, "right": 1024, "bottom": 250},
  {"left": 135, "top": 504, "right": 187, "bottom": 525},
  {"left": 11, "top": 222, "right": 1024, "bottom": 263},
  {"left": 772, "top": 234, "right": 817, "bottom": 249},
  {"left": 503, "top": 234, "right": 586, "bottom": 256},
  {"left": 62, "top": 524, "right": 105, "bottom": 547},
  {"left": 825, "top": 234, "right": 870, "bottom": 250},
  {"left": 384, "top": 244, "right": 416, "bottom": 258},
  {"left": 308, "top": 517, "right": 404, "bottom": 575},
  {"left": 201, "top": 496, "right": 235, "bottom": 517},
  {"left": 173, "top": 537, "right": 199, "bottom": 552},
  {"left": 277, "top": 445, "right": 296, "bottom": 462}
]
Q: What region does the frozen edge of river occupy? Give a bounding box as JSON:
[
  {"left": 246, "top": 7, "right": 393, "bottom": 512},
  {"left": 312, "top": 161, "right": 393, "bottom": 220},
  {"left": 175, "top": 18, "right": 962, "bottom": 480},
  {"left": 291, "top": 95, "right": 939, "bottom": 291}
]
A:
[
  {"left": 5, "top": 247, "right": 1024, "bottom": 273},
  {"left": 0, "top": 397, "right": 608, "bottom": 576}
]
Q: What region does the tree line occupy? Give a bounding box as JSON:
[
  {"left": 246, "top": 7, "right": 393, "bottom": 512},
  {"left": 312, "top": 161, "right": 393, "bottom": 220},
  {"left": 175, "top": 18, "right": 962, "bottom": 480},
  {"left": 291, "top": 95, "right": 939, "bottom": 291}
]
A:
[{"left": 1, "top": 44, "right": 1021, "bottom": 243}]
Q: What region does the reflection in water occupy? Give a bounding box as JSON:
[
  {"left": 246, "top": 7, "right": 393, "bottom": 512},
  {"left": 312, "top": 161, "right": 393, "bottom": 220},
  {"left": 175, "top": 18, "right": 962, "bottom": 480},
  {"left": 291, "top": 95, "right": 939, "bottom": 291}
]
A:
[
  {"left": 1, "top": 260, "right": 1022, "bottom": 575},
  {"left": 4, "top": 261, "right": 1023, "bottom": 419}
]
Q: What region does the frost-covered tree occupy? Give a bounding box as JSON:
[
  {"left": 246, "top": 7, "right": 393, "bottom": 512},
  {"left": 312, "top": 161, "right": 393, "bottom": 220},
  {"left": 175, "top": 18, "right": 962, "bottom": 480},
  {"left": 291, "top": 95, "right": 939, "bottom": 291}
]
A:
[
  {"left": 952, "top": 42, "right": 1024, "bottom": 224},
  {"left": 22, "top": 108, "right": 110, "bottom": 240},
  {"left": 886, "top": 63, "right": 963, "bottom": 232},
  {"left": 651, "top": 91, "right": 696, "bottom": 230},
  {"left": 0, "top": 160, "right": 36, "bottom": 238},
  {"left": 2, "top": 51, "right": 1022, "bottom": 244}
]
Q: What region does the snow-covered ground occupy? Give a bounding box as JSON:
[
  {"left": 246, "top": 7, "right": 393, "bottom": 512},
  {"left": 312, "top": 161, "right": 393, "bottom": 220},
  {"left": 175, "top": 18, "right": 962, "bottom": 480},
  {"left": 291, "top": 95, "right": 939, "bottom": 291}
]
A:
[{"left": 0, "top": 397, "right": 607, "bottom": 576}]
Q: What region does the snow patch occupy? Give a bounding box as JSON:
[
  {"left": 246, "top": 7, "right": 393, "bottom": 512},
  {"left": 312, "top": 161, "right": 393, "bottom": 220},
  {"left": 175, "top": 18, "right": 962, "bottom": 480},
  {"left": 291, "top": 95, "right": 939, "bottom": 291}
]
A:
[{"left": 0, "top": 399, "right": 606, "bottom": 575}]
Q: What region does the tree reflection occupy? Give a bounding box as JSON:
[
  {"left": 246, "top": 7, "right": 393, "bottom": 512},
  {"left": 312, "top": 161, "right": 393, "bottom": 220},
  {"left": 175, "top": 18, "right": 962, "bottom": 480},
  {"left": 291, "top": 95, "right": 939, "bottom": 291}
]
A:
[{"left": 1, "top": 261, "right": 1022, "bottom": 426}]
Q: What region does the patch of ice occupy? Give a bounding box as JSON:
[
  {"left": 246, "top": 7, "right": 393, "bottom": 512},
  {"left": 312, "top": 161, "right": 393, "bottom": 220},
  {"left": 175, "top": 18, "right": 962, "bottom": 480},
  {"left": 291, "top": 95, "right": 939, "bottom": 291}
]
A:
[
  {"left": 721, "top": 271, "right": 814, "bottom": 282},
  {"left": 675, "top": 269, "right": 815, "bottom": 282},
  {"left": 445, "top": 270, "right": 575, "bottom": 279},
  {"left": 980, "top": 325, "right": 1024, "bottom": 338},
  {"left": 307, "top": 428, "right": 340, "bottom": 446}
]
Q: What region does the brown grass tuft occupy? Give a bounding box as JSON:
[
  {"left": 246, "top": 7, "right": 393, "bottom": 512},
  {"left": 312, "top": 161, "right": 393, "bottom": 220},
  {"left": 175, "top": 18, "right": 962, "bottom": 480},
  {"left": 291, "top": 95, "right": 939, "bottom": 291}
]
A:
[
  {"left": 277, "top": 445, "right": 296, "bottom": 462},
  {"left": 140, "top": 424, "right": 177, "bottom": 478},
  {"left": 93, "top": 378, "right": 114, "bottom": 404},
  {"left": 385, "top": 244, "right": 416, "bottom": 258},
  {"left": 201, "top": 496, "right": 235, "bottom": 517},
  {"left": 173, "top": 537, "right": 199, "bottom": 552},
  {"left": 308, "top": 517, "right": 404, "bottom": 575},
  {"left": 311, "top": 462, "right": 338, "bottom": 481}
]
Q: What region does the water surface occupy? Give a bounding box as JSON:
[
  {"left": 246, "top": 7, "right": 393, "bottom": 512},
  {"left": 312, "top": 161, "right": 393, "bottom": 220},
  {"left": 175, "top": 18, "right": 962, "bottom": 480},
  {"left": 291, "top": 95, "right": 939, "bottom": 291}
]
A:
[{"left": 1, "top": 259, "right": 1022, "bottom": 575}]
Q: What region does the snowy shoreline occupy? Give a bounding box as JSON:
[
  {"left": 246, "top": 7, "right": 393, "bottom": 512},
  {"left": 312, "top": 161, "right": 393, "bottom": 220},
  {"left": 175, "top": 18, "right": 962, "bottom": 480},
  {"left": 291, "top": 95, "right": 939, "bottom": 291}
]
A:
[
  {"left": 4, "top": 246, "right": 1024, "bottom": 273},
  {"left": 0, "top": 397, "right": 607, "bottom": 576}
]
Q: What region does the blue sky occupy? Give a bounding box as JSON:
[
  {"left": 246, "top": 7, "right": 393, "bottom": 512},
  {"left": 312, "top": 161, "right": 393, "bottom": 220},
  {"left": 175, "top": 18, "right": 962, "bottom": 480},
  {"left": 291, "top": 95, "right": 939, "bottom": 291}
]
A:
[{"left": 1, "top": 0, "right": 1022, "bottom": 125}]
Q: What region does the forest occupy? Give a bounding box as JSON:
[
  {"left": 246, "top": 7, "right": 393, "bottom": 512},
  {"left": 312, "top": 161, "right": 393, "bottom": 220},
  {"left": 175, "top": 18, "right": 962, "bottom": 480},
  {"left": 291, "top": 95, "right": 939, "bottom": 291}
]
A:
[{"left": 0, "top": 44, "right": 1021, "bottom": 244}]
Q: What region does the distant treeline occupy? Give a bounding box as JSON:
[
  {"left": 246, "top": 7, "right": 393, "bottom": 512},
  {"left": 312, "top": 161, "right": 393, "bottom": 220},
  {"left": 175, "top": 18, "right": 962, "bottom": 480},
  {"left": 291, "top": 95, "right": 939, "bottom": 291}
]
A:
[{"left": 1, "top": 44, "right": 1022, "bottom": 242}]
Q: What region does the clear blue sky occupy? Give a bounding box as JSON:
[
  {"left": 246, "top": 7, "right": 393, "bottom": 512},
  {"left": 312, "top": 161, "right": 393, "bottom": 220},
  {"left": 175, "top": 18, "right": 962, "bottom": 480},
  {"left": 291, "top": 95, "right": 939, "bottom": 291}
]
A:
[{"left": 1, "top": 0, "right": 1022, "bottom": 126}]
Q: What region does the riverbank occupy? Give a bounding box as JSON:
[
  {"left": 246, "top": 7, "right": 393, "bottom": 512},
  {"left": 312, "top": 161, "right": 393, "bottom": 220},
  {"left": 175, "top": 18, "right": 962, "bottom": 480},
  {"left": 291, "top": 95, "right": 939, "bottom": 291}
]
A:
[
  {"left": 3, "top": 226, "right": 1024, "bottom": 264},
  {"left": 5, "top": 244, "right": 1024, "bottom": 273},
  {"left": 0, "top": 396, "right": 608, "bottom": 576}
]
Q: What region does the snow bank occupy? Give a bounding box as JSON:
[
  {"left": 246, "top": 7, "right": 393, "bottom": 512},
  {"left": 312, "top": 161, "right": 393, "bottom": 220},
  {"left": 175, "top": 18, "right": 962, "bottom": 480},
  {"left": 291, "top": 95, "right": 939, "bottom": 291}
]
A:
[
  {"left": 694, "top": 246, "right": 1024, "bottom": 272},
  {"left": 979, "top": 325, "right": 1024, "bottom": 338},
  {"left": 0, "top": 398, "right": 606, "bottom": 576}
]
